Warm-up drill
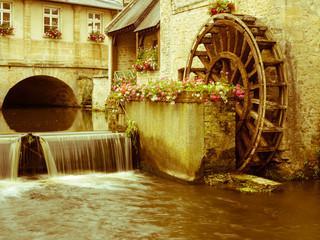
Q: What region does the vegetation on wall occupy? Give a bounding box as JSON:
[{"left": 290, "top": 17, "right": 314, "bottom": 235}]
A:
[
  {"left": 44, "top": 27, "right": 62, "bottom": 39},
  {"left": 209, "top": 0, "right": 235, "bottom": 15},
  {"left": 133, "top": 46, "right": 158, "bottom": 72},
  {"left": 88, "top": 31, "right": 105, "bottom": 43},
  {"left": 0, "top": 23, "right": 14, "bottom": 36},
  {"left": 109, "top": 75, "right": 245, "bottom": 104}
]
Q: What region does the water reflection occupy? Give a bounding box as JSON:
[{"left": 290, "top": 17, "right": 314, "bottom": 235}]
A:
[
  {"left": 0, "top": 172, "right": 319, "bottom": 240},
  {"left": 0, "top": 108, "right": 108, "bottom": 133}
]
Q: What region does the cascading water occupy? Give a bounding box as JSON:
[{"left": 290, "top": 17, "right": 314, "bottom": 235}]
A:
[
  {"left": 0, "top": 135, "right": 21, "bottom": 180},
  {"left": 38, "top": 131, "right": 132, "bottom": 175},
  {"left": 0, "top": 131, "right": 132, "bottom": 179}
]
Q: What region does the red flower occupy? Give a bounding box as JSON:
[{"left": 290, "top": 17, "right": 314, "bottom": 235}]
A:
[
  {"left": 210, "top": 94, "right": 221, "bottom": 102},
  {"left": 210, "top": 8, "right": 218, "bottom": 15}
]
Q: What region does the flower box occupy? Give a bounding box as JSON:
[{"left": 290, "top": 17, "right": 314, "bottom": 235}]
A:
[
  {"left": 0, "top": 23, "right": 14, "bottom": 36},
  {"left": 209, "top": 0, "right": 235, "bottom": 16},
  {"left": 133, "top": 46, "right": 158, "bottom": 73},
  {"left": 44, "top": 27, "right": 62, "bottom": 39},
  {"left": 88, "top": 31, "right": 105, "bottom": 43}
]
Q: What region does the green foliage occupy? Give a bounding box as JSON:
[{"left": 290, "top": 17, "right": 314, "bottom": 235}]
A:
[
  {"left": 133, "top": 46, "right": 158, "bottom": 72},
  {"left": 125, "top": 120, "right": 139, "bottom": 154},
  {"left": 209, "top": 0, "right": 235, "bottom": 15},
  {"left": 110, "top": 76, "right": 245, "bottom": 104}
]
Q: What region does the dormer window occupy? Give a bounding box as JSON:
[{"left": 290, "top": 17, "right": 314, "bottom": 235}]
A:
[
  {"left": 88, "top": 13, "right": 102, "bottom": 33},
  {"left": 0, "top": 2, "right": 12, "bottom": 27},
  {"left": 43, "top": 7, "right": 60, "bottom": 33}
]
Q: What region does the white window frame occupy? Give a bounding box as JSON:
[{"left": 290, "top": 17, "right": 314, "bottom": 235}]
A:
[
  {"left": 0, "top": 1, "right": 12, "bottom": 26},
  {"left": 43, "top": 7, "right": 60, "bottom": 33},
  {"left": 88, "top": 12, "right": 102, "bottom": 33}
]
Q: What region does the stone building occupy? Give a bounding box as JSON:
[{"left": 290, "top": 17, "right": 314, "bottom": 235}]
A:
[
  {"left": 159, "top": 0, "right": 320, "bottom": 179},
  {"left": 0, "top": 0, "right": 122, "bottom": 110},
  {"left": 106, "top": 0, "right": 160, "bottom": 84}
]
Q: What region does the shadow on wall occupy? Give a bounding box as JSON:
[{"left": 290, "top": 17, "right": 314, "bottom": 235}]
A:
[{"left": 2, "top": 75, "right": 78, "bottom": 108}]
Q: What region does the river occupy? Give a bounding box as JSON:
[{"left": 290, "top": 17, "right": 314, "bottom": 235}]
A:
[{"left": 0, "top": 172, "right": 319, "bottom": 240}]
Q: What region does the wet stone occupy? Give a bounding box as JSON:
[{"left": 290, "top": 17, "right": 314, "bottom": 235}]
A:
[{"left": 204, "top": 173, "right": 282, "bottom": 193}]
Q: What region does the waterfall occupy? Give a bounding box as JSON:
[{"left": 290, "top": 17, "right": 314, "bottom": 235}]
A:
[
  {"left": 39, "top": 131, "right": 132, "bottom": 175},
  {"left": 0, "top": 131, "right": 133, "bottom": 179},
  {"left": 0, "top": 135, "right": 21, "bottom": 180},
  {"left": 39, "top": 138, "right": 58, "bottom": 177}
]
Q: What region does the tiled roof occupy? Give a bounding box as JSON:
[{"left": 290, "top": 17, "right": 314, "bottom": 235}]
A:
[
  {"left": 106, "top": 0, "right": 158, "bottom": 35},
  {"left": 45, "top": 0, "right": 123, "bottom": 10},
  {"left": 134, "top": 0, "right": 159, "bottom": 32}
]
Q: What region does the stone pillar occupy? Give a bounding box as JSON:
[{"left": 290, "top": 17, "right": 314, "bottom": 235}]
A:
[
  {"left": 23, "top": 0, "right": 32, "bottom": 63},
  {"left": 73, "top": 5, "right": 81, "bottom": 66},
  {"left": 107, "top": 36, "right": 113, "bottom": 89},
  {"left": 92, "top": 76, "right": 110, "bottom": 111}
]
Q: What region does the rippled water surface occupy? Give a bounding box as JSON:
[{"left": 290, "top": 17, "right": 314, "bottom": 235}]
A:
[{"left": 0, "top": 172, "right": 319, "bottom": 240}]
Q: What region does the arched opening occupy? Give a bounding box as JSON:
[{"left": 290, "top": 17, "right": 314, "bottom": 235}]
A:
[
  {"left": 3, "top": 76, "right": 78, "bottom": 108},
  {"left": 1, "top": 76, "right": 80, "bottom": 132}
]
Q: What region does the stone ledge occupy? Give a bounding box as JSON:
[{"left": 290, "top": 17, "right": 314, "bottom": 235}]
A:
[{"left": 205, "top": 173, "right": 282, "bottom": 193}]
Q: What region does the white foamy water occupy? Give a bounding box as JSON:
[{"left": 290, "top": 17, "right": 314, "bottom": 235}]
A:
[{"left": 0, "top": 179, "right": 42, "bottom": 201}]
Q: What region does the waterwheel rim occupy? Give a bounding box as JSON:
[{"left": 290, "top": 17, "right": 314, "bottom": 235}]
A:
[{"left": 184, "top": 13, "right": 288, "bottom": 172}]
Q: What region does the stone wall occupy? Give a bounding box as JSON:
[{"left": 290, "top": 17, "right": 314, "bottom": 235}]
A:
[
  {"left": 0, "top": 66, "right": 109, "bottom": 110},
  {"left": 159, "top": 0, "right": 320, "bottom": 179},
  {"left": 113, "top": 32, "right": 136, "bottom": 72},
  {"left": 0, "top": 0, "right": 115, "bottom": 111},
  {"left": 125, "top": 100, "right": 235, "bottom": 182}
]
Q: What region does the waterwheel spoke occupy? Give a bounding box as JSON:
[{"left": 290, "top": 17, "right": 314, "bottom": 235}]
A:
[
  {"left": 213, "top": 33, "right": 222, "bottom": 53},
  {"left": 240, "top": 38, "right": 248, "bottom": 60},
  {"left": 185, "top": 14, "right": 288, "bottom": 172},
  {"left": 198, "top": 55, "right": 211, "bottom": 70}
]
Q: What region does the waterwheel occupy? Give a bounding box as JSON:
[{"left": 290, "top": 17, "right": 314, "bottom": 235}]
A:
[{"left": 184, "top": 14, "right": 288, "bottom": 172}]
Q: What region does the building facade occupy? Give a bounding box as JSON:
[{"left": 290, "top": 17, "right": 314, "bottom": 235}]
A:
[
  {"left": 0, "top": 0, "right": 122, "bottom": 110},
  {"left": 159, "top": 0, "right": 320, "bottom": 179}
]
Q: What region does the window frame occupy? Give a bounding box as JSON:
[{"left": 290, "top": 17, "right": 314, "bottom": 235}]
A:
[
  {"left": 0, "top": 1, "right": 12, "bottom": 27},
  {"left": 43, "top": 6, "right": 60, "bottom": 34},
  {"left": 87, "top": 12, "right": 103, "bottom": 34}
]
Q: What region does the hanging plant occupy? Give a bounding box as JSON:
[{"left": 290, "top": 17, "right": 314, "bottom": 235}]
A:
[
  {"left": 209, "top": 0, "right": 235, "bottom": 15},
  {"left": 0, "top": 23, "right": 14, "bottom": 36},
  {"left": 88, "top": 31, "right": 105, "bottom": 43},
  {"left": 133, "top": 46, "right": 158, "bottom": 73},
  {"left": 44, "top": 27, "right": 62, "bottom": 39}
]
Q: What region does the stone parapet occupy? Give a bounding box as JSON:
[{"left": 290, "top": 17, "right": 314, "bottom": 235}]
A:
[{"left": 125, "top": 100, "right": 235, "bottom": 182}]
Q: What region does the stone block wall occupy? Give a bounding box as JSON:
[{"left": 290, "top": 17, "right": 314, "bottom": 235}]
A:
[
  {"left": 125, "top": 100, "right": 235, "bottom": 182},
  {"left": 159, "top": 0, "right": 320, "bottom": 179},
  {"left": 113, "top": 32, "right": 136, "bottom": 72}
]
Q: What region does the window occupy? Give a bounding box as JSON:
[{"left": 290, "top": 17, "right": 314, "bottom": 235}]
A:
[
  {"left": 43, "top": 7, "right": 59, "bottom": 33},
  {"left": 0, "top": 2, "right": 12, "bottom": 27},
  {"left": 88, "top": 13, "right": 102, "bottom": 33}
]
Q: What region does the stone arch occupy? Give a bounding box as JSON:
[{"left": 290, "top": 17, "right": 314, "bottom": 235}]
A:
[{"left": 2, "top": 75, "right": 79, "bottom": 108}]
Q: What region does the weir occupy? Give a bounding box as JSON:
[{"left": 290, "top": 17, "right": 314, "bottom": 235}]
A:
[{"left": 0, "top": 131, "right": 132, "bottom": 180}]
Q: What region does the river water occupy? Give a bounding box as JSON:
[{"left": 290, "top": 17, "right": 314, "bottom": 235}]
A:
[
  {"left": 0, "top": 108, "right": 108, "bottom": 133},
  {"left": 0, "top": 171, "right": 319, "bottom": 240},
  {"left": 0, "top": 109, "right": 319, "bottom": 239}
]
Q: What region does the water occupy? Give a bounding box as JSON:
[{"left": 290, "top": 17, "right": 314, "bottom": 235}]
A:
[
  {"left": 41, "top": 132, "right": 132, "bottom": 174},
  {"left": 0, "top": 132, "right": 132, "bottom": 179},
  {"left": 0, "top": 172, "right": 318, "bottom": 240},
  {"left": 0, "top": 108, "right": 108, "bottom": 133}
]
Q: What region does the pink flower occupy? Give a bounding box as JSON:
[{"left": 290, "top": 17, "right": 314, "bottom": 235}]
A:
[{"left": 210, "top": 94, "right": 221, "bottom": 102}]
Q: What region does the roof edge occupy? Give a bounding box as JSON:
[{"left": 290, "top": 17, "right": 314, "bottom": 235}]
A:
[
  {"left": 106, "top": 0, "right": 158, "bottom": 36},
  {"left": 105, "top": 0, "right": 139, "bottom": 34}
]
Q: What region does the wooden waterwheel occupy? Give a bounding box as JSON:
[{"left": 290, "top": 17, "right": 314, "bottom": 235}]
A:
[{"left": 184, "top": 14, "right": 288, "bottom": 172}]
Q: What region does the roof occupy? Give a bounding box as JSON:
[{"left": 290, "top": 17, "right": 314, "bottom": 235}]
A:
[
  {"left": 45, "top": 0, "right": 123, "bottom": 10},
  {"left": 106, "top": 0, "right": 158, "bottom": 35},
  {"left": 134, "top": 0, "right": 159, "bottom": 32}
]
